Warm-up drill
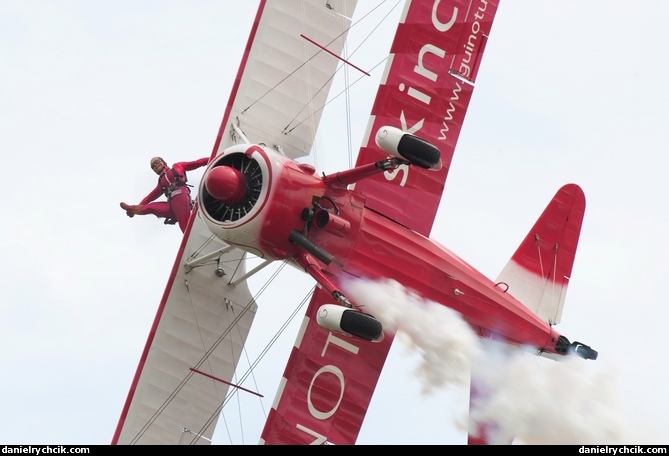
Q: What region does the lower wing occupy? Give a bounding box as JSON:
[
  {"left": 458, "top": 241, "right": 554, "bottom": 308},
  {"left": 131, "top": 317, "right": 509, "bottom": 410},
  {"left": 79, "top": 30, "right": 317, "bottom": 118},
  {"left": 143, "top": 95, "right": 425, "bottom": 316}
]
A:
[
  {"left": 259, "top": 286, "right": 394, "bottom": 445},
  {"left": 353, "top": 0, "right": 500, "bottom": 237}
]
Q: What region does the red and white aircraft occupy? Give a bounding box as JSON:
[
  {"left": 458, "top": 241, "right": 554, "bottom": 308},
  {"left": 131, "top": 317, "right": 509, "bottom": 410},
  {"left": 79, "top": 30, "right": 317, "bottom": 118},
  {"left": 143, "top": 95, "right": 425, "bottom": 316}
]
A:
[{"left": 113, "top": 0, "right": 597, "bottom": 445}]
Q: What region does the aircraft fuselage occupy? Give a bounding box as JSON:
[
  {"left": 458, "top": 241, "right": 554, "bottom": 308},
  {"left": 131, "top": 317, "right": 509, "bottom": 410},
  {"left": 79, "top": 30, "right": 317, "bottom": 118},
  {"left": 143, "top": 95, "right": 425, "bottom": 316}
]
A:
[{"left": 199, "top": 143, "right": 563, "bottom": 355}]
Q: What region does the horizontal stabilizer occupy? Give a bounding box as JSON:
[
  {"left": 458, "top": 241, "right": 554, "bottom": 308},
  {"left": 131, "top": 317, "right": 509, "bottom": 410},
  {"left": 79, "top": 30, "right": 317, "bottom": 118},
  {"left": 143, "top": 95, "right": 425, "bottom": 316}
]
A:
[{"left": 495, "top": 184, "right": 585, "bottom": 325}]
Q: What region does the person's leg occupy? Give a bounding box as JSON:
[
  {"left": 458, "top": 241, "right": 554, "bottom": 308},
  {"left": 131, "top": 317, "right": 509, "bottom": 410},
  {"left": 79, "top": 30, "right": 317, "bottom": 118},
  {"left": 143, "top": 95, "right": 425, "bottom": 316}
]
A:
[
  {"left": 120, "top": 202, "right": 142, "bottom": 217},
  {"left": 139, "top": 201, "right": 172, "bottom": 219},
  {"left": 170, "top": 193, "right": 193, "bottom": 233}
]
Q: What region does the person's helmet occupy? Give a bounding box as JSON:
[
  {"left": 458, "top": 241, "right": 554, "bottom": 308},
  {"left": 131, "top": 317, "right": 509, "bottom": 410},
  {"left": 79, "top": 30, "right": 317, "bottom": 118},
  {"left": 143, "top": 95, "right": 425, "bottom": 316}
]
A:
[{"left": 150, "top": 157, "right": 165, "bottom": 169}]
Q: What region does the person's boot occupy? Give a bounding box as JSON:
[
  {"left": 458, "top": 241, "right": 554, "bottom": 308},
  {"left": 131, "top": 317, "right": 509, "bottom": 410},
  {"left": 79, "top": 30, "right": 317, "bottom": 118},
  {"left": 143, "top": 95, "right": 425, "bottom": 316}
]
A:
[{"left": 120, "top": 202, "right": 142, "bottom": 218}]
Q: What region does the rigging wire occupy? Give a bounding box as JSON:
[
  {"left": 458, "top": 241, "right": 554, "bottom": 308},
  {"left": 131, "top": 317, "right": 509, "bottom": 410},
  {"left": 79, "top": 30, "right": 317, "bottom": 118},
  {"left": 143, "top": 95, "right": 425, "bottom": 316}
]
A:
[
  {"left": 214, "top": 260, "right": 282, "bottom": 445},
  {"left": 128, "top": 255, "right": 283, "bottom": 444},
  {"left": 187, "top": 233, "right": 220, "bottom": 261},
  {"left": 201, "top": 284, "right": 315, "bottom": 445},
  {"left": 343, "top": 35, "right": 353, "bottom": 167},
  {"left": 241, "top": 1, "right": 391, "bottom": 117},
  {"left": 191, "top": 273, "right": 315, "bottom": 445},
  {"left": 241, "top": 1, "right": 401, "bottom": 140},
  {"left": 532, "top": 235, "right": 563, "bottom": 323},
  {"left": 285, "top": 0, "right": 403, "bottom": 135},
  {"left": 550, "top": 243, "right": 562, "bottom": 324},
  {"left": 287, "top": 56, "right": 388, "bottom": 138},
  {"left": 182, "top": 260, "right": 289, "bottom": 445}
]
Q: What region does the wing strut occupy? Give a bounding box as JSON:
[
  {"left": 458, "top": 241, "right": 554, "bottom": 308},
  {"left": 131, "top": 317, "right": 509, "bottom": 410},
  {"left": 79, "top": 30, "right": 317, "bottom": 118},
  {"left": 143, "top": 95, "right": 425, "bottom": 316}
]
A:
[{"left": 184, "top": 245, "right": 235, "bottom": 270}]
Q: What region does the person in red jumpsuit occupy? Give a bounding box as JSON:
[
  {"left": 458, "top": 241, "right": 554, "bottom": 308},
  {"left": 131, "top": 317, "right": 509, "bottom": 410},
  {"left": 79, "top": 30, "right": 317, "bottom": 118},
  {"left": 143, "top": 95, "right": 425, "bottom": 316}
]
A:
[{"left": 120, "top": 156, "right": 209, "bottom": 233}]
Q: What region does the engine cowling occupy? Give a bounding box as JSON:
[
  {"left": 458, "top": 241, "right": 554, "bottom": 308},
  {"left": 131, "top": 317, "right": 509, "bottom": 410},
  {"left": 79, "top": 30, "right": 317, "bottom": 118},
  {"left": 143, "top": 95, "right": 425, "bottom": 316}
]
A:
[{"left": 198, "top": 144, "right": 324, "bottom": 261}]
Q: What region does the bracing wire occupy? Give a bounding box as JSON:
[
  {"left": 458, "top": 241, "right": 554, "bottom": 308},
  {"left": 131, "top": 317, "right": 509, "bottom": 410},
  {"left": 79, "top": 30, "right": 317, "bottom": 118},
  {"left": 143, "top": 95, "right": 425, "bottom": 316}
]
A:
[
  {"left": 190, "top": 283, "right": 315, "bottom": 445},
  {"left": 243, "top": 1, "right": 401, "bottom": 137},
  {"left": 128, "top": 257, "right": 285, "bottom": 444},
  {"left": 285, "top": 0, "right": 403, "bottom": 135}
]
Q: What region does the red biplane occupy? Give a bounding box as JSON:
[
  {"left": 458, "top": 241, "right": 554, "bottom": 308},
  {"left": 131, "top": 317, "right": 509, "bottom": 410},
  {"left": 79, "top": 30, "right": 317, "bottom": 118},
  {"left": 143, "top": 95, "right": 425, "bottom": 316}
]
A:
[{"left": 113, "top": 0, "right": 597, "bottom": 445}]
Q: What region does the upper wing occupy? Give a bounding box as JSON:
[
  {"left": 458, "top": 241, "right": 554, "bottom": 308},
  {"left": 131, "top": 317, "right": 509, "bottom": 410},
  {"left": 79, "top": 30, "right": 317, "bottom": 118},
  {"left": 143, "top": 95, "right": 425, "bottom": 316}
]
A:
[
  {"left": 354, "top": 0, "right": 500, "bottom": 237},
  {"left": 112, "top": 219, "right": 258, "bottom": 445},
  {"left": 114, "top": 0, "right": 362, "bottom": 445},
  {"left": 213, "top": 0, "right": 359, "bottom": 158}
]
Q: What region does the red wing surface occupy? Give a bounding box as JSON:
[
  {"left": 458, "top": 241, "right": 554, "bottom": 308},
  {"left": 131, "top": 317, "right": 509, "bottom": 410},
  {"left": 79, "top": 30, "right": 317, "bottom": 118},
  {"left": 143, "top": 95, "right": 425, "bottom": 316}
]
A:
[
  {"left": 260, "top": 287, "right": 394, "bottom": 445},
  {"left": 354, "top": 0, "right": 500, "bottom": 237}
]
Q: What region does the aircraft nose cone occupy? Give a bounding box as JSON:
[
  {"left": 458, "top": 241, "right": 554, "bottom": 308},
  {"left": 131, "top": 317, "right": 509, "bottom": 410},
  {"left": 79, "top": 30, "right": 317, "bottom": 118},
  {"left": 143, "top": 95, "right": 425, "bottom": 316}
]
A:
[{"left": 205, "top": 166, "right": 248, "bottom": 204}]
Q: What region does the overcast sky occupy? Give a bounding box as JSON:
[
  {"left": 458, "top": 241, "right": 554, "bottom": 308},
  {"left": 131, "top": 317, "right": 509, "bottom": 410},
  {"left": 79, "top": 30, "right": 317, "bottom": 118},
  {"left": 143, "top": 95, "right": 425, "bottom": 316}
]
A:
[{"left": 1, "top": 0, "right": 668, "bottom": 445}]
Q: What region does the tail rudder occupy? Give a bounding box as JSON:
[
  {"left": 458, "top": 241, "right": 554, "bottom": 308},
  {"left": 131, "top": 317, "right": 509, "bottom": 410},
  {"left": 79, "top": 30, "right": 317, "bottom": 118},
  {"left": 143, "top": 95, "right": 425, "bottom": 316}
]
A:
[
  {"left": 495, "top": 184, "right": 586, "bottom": 325},
  {"left": 466, "top": 184, "right": 587, "bottom": 445}
]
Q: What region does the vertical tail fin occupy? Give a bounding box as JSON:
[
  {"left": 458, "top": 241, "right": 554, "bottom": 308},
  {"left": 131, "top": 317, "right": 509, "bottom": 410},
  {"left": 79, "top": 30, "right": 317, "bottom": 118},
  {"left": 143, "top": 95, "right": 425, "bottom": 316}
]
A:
[
  {"left": 467, "top": 185, "right": 586, "bottom": 444},
  {"left": 495, "top": 184, "right": 586, "bottom": 325}
]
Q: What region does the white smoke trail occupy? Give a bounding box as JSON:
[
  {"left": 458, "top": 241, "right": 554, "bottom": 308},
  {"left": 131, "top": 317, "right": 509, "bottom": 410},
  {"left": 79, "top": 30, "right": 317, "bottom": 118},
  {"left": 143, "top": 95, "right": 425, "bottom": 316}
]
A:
[
  {"left": 348, "top": 277, "right": 482, "bottom": 392},
  {"left": 469, "top": 350, "right": 625, "bottom": 444},
  {"left": 346, "top": 278, "right": 632, "bottom": 444}
]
